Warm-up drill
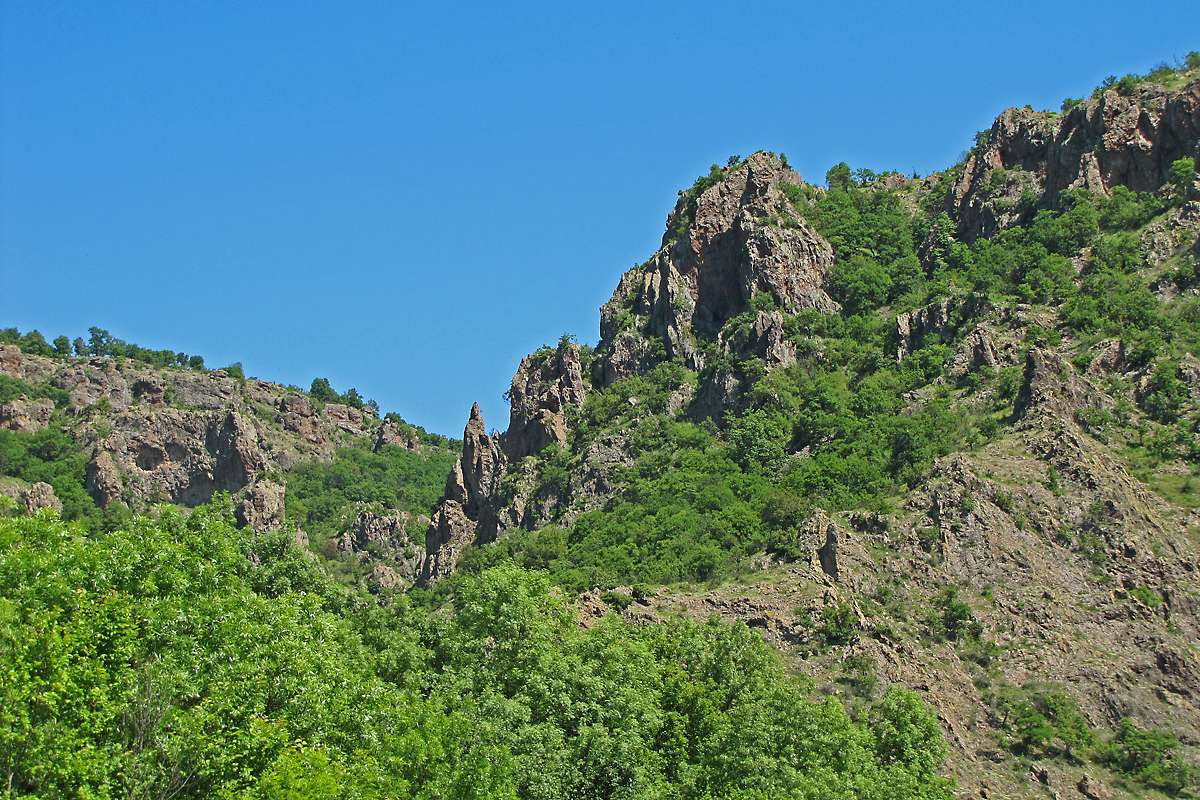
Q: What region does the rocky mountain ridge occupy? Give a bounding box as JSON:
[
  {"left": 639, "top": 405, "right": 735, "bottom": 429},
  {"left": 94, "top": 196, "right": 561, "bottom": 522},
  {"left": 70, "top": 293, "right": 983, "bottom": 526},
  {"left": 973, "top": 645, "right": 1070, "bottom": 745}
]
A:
[{"left": 401, "top": 66, "right": 1200, "bottom": 798}]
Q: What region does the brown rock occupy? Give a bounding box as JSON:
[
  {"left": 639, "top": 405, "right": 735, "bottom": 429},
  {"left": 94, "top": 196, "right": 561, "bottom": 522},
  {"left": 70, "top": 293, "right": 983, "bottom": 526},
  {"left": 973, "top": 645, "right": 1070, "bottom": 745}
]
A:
[
  {"left": 419, "top": 403, "right": 506, "bottom": 584},
  {"left": 207, "top": 411, "right": 267, "bottom": 491},
  {"left": 503, "top": 341, "right": 588, "bottom": 461},
  {"left": 1014, "top": 347, "right": 1106, "bottom": 421},
  {"left": 595, "top": 152, "right": 837, "bottom": 386},
  {"left": 86, "top": 451, "right": 123, "bottom": 506},
  {"left": 896, "top": 294, "right": 989, "bottom": 361},
  {"left": 278, "top": 393, "right": 320, "bottom": 441},
  {"left": 322, "top": 403, "right": 367, "bottom": 435},
  {"left": 337, "top": 508, "right": 413, "bottom": 554},
  {"left": 420, "top": 500, "right": 475, "bottom": 583},
  {"left": 131, "top": 378, "right": 165, "bottom": 405},
  {"left": 1076, "top": 774, "right": 1110, "bottom": 800},
  {"left": 0, "top": 345, "right": 21, "bottom": 378},
  {"left": 950, "top": 79, "right": 1200, "bottom": 241},
  {"left": 21, "top": 482, "right": 62, "bottom": 515},
  {"left": 374, "top": 419, "right": 421, "bottom": 451},
  {"left": 0, "top": 396, "right": 54, "bottom": 433},
  {"left": 236, "top": 480, "right": 286, "bottom": 532}
]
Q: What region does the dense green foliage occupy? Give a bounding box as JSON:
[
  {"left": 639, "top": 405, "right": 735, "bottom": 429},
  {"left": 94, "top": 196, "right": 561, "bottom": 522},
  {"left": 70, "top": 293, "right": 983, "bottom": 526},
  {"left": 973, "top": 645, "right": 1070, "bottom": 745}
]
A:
[
  {"left": 284, "top": 442, "right": 457, "bottom": 556},
  {"left": 0, "top": 508, "right": 956, "bottom": 799},
  {"left": 308, "top": 377, "right": 372, "bottom": 412},
  {"left": 1100, "top": 718, "right": 1196, "bottom": 793}
]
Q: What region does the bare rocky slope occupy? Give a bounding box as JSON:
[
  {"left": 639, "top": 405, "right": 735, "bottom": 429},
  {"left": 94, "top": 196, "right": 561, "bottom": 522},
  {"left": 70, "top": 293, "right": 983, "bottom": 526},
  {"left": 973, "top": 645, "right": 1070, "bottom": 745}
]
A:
[{"left": 3, "top": 61, "right": 1200, "bottom": 800}]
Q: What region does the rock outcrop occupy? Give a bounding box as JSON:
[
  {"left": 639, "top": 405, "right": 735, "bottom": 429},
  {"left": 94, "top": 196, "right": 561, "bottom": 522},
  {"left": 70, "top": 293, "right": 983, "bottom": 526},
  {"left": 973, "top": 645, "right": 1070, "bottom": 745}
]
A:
[
  {"left": 420, "top": 154, "right": 848, "bottom": 582},
  {"left": 503, "top": 341, "right": 588, "bottom": 461},
  {"left": 374, "top": 419, "right": 422, "bottom": 452},
  {"left": 1013, "top": 347, "right": 1109, "bottom": 421},
  {"left": 895, "top": 293, "right": 990, "bottom": 361},
  {"left": 420, "top": 403, "right": 505, "bottom": 583},
  {"left": 337, "top": 509, "right": 424, "bottom": 591},
  {"left": 0, "top": 345, "right": 388, "bottom": 516},
  {"left": 595, "top": 152, "right": 837, "bottom": 386},
  {"left": 950, "top": 78, "right": 1200, "bottom": 240},
  {"left": 21, "top": 482, "right": 62, "bottom": 515},
  {"left": 236, "top": 480, "right": 286, "bottom": 532},
  {"left": 0, "top": 396, "right": 54, "bottom": 433},
  {"left": 419, "top": 340, "right": 594, "bottom": 582}
]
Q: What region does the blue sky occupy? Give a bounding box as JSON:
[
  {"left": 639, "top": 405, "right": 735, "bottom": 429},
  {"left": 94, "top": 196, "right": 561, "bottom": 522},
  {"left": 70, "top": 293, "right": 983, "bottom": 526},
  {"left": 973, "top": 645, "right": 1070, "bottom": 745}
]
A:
[{"left": 2, "top": 2, "right": 1196, "bottom": 435}]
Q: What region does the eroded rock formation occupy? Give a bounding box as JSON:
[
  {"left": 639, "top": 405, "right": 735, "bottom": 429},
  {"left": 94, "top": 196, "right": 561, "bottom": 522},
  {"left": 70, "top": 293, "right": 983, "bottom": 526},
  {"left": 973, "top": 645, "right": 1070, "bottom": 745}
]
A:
[
  {"left": 595, "top": 152, "right": 837, "bottom": 386},
  {"left": 950, "top": 79, "right": 1200, "bottom": 240}
]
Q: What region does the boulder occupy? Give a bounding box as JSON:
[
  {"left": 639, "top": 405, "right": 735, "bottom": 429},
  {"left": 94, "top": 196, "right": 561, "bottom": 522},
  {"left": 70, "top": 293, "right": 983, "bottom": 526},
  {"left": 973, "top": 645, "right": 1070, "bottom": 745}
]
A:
[
  {"left": 236, "top": 480, "right": 286, "bottom": 532},
  {"left": 21, "top": 482, "right": 62, "bottom": 515}
]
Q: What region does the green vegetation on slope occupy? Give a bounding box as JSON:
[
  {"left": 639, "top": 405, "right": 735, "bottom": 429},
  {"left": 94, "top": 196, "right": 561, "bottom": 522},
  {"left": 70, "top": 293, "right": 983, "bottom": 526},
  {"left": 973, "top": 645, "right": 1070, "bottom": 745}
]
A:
[
  {"left": 284, "top": 440, "right": 457, "bottom": 555},
  {"left": 0, "top": 506, "right": 957, "bottom": 799},
  {"left": 456, "top": 150, "right": 1200, "bottom": 595}
]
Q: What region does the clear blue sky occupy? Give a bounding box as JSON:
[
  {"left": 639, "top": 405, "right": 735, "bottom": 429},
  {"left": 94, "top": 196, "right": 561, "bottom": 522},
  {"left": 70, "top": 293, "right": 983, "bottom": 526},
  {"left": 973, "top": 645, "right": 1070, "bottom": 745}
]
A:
[{"left": 2, "top": 2, "right": 1195, "bottom": 435}]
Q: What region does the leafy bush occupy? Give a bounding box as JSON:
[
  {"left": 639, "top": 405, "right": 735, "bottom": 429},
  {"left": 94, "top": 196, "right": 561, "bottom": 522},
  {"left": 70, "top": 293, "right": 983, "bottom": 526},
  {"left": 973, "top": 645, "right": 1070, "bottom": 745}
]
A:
[
  {"left": 819, "top": 600, "right": 859, "bottom": 645},
  {"left": 0, "top": 325, "right": 212, "bottom": 371},
  {"left": 1140, "top": 360, "right": 1188, "bottom": 422},
  {"left": 0, "top": 425, "right": 129, "bottom": 529},
  {"left": 927, "top": 585, "right": 982, "bottom": 642},
  {"left": 1100, "top": 718, "right": 1194, "bottom": 793},
  {"left": 1169, "top": 156, "right": 1195, "bottom": 202}
]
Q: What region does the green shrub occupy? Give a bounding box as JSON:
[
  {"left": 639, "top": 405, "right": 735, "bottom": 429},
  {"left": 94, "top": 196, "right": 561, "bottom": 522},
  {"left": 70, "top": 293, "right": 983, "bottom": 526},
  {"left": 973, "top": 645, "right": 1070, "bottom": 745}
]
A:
[
  {"left": 1169, "top": 156, "right": 1195, "bottom": 203},
  {"left": 1141, "top": 360, "right": 1189, "bottom": 423},
  {"left": 819, "top": 601, "right": 859, "bottom": 645},
  {"left": 928, "top": 585, "right": 983, "bottom": 642},
  {"left": 1101, "top": 718, "right": 1194, "bottom": 793}
]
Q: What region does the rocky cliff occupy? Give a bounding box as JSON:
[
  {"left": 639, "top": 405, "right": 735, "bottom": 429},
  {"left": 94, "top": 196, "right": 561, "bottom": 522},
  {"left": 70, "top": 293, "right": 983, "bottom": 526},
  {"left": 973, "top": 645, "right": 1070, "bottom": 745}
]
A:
[
  {"left": 420, "top": 152, "right": 840, "bottom": 581},
  {"left": 949, "top": 77, "right": 1199, "bottom": 241},
  {"left": 595, "top": 151, "right": 837, "bottom": 386},
  {"left": 0, "top": 343, "right": 381, "bottom": 528}
]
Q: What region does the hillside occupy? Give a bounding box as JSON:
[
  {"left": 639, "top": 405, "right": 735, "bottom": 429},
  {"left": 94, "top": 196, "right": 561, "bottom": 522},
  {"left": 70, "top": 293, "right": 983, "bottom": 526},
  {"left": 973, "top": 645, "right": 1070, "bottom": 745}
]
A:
[{"left": 3, "top": 54, "right": 1200, "bottom": 799}]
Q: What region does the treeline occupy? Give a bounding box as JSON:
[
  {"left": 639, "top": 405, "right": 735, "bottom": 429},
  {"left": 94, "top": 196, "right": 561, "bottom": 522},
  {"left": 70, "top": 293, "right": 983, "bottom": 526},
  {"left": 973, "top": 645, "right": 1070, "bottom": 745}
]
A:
[
  {"left": 0, "top": 325, "right": 208, "bottom": 370},
  {"left": 0, "top": 327, "right": 453, "bottom": 443}
]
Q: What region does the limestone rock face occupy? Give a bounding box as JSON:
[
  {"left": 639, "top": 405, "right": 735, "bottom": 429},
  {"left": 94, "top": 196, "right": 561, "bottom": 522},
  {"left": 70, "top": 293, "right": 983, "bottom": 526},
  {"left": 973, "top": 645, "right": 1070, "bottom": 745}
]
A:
[
  {"left": 0, "top": 396, "right": 54, "bottom": 433},
  {"left": 502, "top": 341, "right": 588, "bottom": 462},
  {"left": 595, "top": 152, "right": 837, "bottom": 386},
  {"left": 950, "top": 79, "right": 1200, "bottom": 241}
]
